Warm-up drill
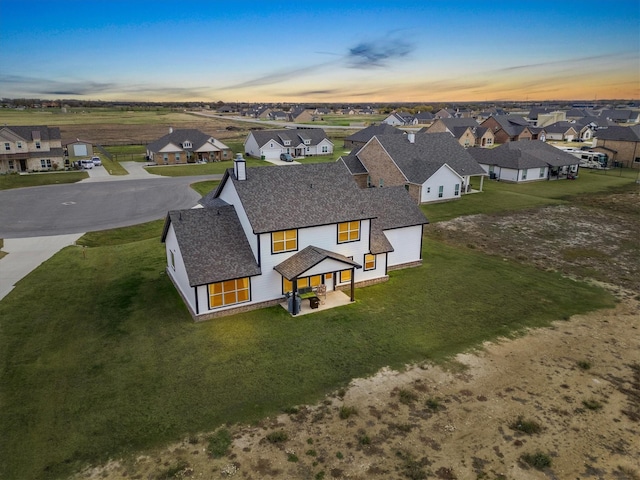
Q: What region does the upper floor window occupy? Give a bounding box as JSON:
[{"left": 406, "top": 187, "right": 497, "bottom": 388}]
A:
[
  {"left": 35, "top": 141, "right": 41, "bottom": 149},
  {"left": 304, "top": 139, "right": 310, "bottom": 145},
  {"left": 183, "top": 141, "right": 191, "bottom": 148},
  {"left": 338, "top": 221, "right": 360, "bottom": 243},
  {"left": 17, "top": 141, "right": 22, "bottom": 148},
  {"left": 283, "top": 140, "right": 290, "bottom": 146},
  {"left": 272, "top": 229, "right": 297, "bottom": 253},
  {"left": 4, "top": 142, "right": 9, "bottom": 151}
]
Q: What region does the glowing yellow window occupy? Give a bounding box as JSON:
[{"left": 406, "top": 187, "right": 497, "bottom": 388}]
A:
[
  {"left": 208, "top": 277, "right": 250, "bottom": 308},
  {"left": 338, "top": 221, "right": 360, "bottom": 243},
  {"left": 364, "top": 254, "right": 376, "bottom": 271},
  {"left": 309, "top": 275, "right": 322, "bottom": 287},
  {"left": 272, "top": 229, "right": 297, "bottom": 253},
  {"left": 340, "top": 269, "right": 352, "bottom": 283}
]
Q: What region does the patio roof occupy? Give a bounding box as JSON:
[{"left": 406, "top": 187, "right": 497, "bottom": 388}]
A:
[{"left": 274, "top": 245, "right": 361, "bottom": 280}]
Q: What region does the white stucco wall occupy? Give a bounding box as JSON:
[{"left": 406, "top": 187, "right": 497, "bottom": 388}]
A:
[
  {"left": 385, "top": 225, "right": 423, "bottom": 267},
  {"left": 164, "top": 224, "right": 197, "bottom": 312},
  {"left": 421, "top": 165, "right": 464, "bottom": 202}
]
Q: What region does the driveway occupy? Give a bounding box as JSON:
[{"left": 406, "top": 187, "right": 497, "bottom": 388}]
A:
[{"left": 0, "top": 162, "right": 219, "bottom": 301}]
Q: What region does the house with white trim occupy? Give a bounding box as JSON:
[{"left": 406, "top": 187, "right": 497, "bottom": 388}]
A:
[
  {"left": 244, "top": 128, "right": 333, "bottom": 160},
  {"left": 468, "top": 140, "right": 580, "bottom": 182},
  {"left": 161, "top": 160, "right": 428, "bottom": 320},
  {"left": 341, "top": 132, "right": 486, "bottom": 203}
]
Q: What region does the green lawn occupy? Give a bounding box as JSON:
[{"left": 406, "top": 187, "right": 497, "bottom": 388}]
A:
[
  {"left": 0, "top": 234, "right": 613, "bottom": 480},
  {"left": 190, "top": 180, "right": 220, "bottom": 196},
  {"left": 422, "top": 168, "right": 638, "bottom": 223},
  {"left": 0, "top": 171, "right": 88, "bottom": 190}
]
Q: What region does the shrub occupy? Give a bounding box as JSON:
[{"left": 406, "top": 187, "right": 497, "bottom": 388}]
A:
[
  {"left": 509, "top": 416, "right": 543, "bottom": 434},
  {"left": 266, "top": 430, "right": 288, "bottom": 443},
  {"left": 155, "top": 460, "right": 190, "bottom": 479},
  {"left": 425, "top": 397, "right": 442, "bottom": 411},
  {"left": 582, "top": 399, "right": 603, "bottom": 410},
  {"left": 398, "top": 388, "right": 418, "bottom": 405},
  {"left": 577, "top": 360, "right": 592, "bottom": 370},
  {"left": 521, "top": 451, "right": 552, "bottom": 470},
  {"left": 339, "top": 405, "right": 358, "bottom": 419},
  {"left": 357, "top": 433, "right": 371, "bottom": 445},
  {"left": 207, "top": 428, "right": 232, "bottom": 458},
  {"left": 336, "top": 451, "right": 344, "bottom": 459}
]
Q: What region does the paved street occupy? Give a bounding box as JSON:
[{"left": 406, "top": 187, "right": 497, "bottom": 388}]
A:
[{"left": 0, "top": 164, "right": 221, "bottom": 300}]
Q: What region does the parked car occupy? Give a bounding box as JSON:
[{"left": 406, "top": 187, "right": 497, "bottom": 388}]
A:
[
  {"left": 80, "top": 159, "right": 94, "bottom": 169},
  {"left": 280, "top": 153, "right": 294, "bottom": 162},
  {"left": 91, "top": 156, "right": 102, "bottom": 166}
]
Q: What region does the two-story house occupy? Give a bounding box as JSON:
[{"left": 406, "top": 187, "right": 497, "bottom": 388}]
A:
[
  {"left": 146, "top": 128, "right": 232, "bottom": 164},
  {"left": 161, "top": 159, "right": 428, "bottom": 320},
  {"left": 244, "top": 128, "right": 333, "bottom": 160},
  {"left": 0, "top": 125, "right": 64, "bottom": 173}
]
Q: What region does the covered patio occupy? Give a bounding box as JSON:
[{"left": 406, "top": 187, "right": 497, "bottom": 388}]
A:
[{"left": 279, "top": 289, "right": 352, "bottom": 316}]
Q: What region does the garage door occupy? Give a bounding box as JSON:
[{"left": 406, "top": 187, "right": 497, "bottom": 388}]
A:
[{"left": 73, "top": 144, "right": 88, "bottom": 156}]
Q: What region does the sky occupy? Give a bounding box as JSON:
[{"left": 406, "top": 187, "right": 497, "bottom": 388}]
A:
[{"left": 0, "top": 0, "right": 638, "bottom": 103}]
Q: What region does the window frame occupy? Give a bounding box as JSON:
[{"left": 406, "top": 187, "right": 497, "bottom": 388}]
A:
[
  {"left": 208, "top": 277, "right": 250, "bottom": 309},
  {"left": 438, "top": 185, "right": 444, "bottom": 198},
  {"left": 337, "top": 221, "right": 360, "bottom": 244},
  {"left": 364, "top": 253, "right": 376, "bottom": 271},
  {"left": 271, "top": 229, "right": 298, "bottom": 254}
]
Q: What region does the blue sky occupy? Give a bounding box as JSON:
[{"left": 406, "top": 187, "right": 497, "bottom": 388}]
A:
[{"left": 0, "top": 0, "right": 638, "bottom": 102}]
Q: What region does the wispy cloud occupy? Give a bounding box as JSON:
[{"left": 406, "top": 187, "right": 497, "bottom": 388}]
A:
[{"left": 222, "top": 33, "right": 415, "bottom": 91}]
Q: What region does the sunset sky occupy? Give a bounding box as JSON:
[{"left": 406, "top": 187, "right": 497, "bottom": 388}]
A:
[{"left": 1, "top": 0, "right": 638, "bottom": 103}]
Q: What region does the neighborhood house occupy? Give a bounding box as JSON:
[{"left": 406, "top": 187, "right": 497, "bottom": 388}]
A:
[
  {"left": 146, "top": 128, "right": 232, "bottom": 164},
  {"left": 0, "top": 125, "right": 64, "bottom": 173},
  {"left": 162, "top": 158, "right": 428, "bottom": 320},
  {"left": 244, "top": 128, "right": 334, "bottom": 160}
]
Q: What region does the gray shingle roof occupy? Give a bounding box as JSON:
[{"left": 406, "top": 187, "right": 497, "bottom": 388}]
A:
[
  {"left": 468, "top": 140, "right": 579, "bottom": 169},
  {"left": 249, "top": 128, "right": 331, "bottom": 149},
  {"left": 594, "top": 125, "right": 640, "bottom": 142},
  {"left": 371, "top": 133, "right": 486, "bottom": 183},
  {"left": 344, "top": 123, "right": 404, "bottom": 143},
  {"left": 147, "top": 129, "right": 228, "bottom": 153},
  {"left": 339, "top": 154, "right": 368, "bottom": 174},
  {"left": 1, "top": 125, "right": 61, "bottom": 141},
  {"left": 162, "top": 206, "right": 261, "bottom": 286},
  {"left": 363, "top": 186, "right": 428, "bottom": 254},
  {"left": 274, "top": 245, "right": 361, "bottom": 280},
  {"left": 209, "top": 162, "right": 375, "bottom": 234},
  {"left": 437, "top": 117, "right": 480, "bottom": 129}
]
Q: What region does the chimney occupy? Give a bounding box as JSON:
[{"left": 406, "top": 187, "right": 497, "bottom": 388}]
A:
[
  {"left": 407, "top": 132, "right": 415, "bottom": 144},
  {"left": 169, "top": 126, "right": 173, "bottom": 134},
  {"left": 234, "top": 153, "right": 247, "bottom": 181}
]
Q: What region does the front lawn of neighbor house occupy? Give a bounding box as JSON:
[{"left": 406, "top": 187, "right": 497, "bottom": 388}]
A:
[{"left": 0, "top": 171, "right": 89, "bottom": 190}]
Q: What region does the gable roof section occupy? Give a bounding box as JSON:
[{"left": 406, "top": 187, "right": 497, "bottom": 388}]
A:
[
  {"left": 249, "top": 128, "right": 331, "bottom": 149},
  {"left": 147, "top": 129, "right": 227, "bottom": 153},
  {"left": 162, "top": 206, "right": 261, "bottom": 286},
  {"left": 438, "top": 117, "right": 480, "bottom": 129},
  {"left": 370, "top": 133, "right": 486, "bottom": 183},
  {"left": 274, "top": 245, "right": 361, "bottom": 280},
  {"left": 0, "top": 125, "right": 61, "bottom": 142},
  {"left": 209, "top": 162, "right": 375, "bottom": 234},
  {"left": 364, "top": 186, "right": 428, "bottom": 254},
  {"left": 468, "top": 140, "right": 578, "bottom": 169}
]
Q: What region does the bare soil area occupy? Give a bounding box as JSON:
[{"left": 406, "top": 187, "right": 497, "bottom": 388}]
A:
[{"left": 79, "top": 195, "right": 640, "bottom": 480}]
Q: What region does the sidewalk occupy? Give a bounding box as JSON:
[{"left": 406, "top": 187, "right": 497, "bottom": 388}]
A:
[
  {"left": 80, "top": 161, "right": 156, "bottom": 182},
  {"left": 0, "top": 234, "right": 83, "bottom": 300}
]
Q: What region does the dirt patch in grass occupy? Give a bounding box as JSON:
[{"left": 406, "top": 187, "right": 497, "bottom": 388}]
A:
[{"left": 76, "top": 195, "right": 640, "bottom": 480}]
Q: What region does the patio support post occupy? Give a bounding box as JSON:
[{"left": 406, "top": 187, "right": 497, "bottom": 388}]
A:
[
  {"left": 292, "top": 278, "right": 299, "bottom": 315},
  {"left": 350, "top": 269, "right": 355, "bottom": 302}
]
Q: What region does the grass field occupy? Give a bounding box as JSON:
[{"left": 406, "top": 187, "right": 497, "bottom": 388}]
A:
[
  {"left": 0, "top": 227, "right": 613, "bottom": 480},
  {"left": 0, "top": 171, "right": 89, "bottom": 190}
]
